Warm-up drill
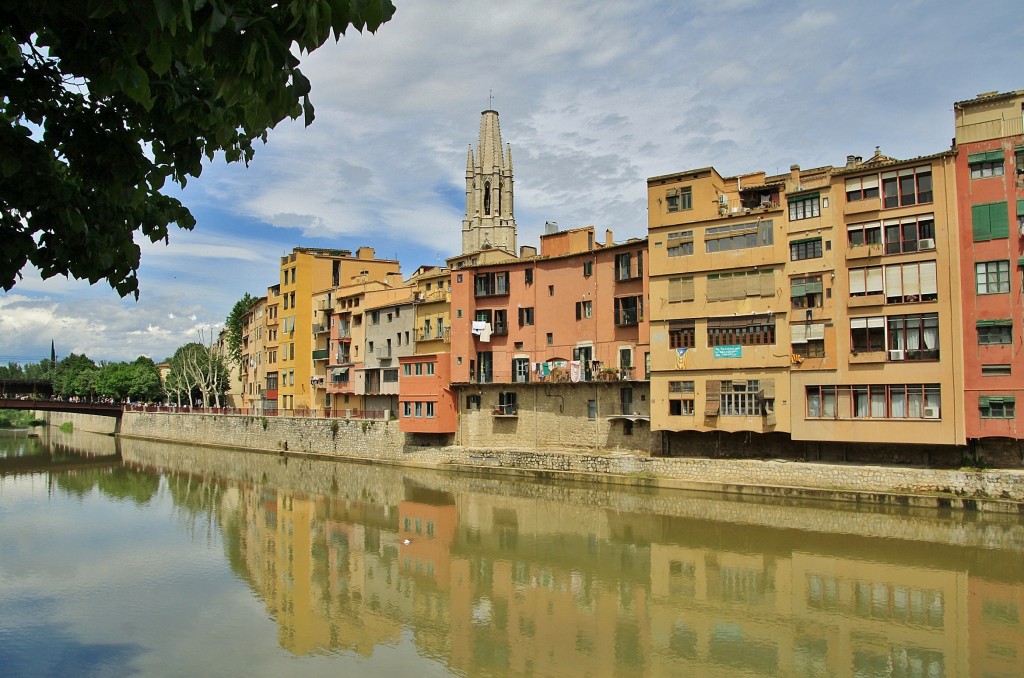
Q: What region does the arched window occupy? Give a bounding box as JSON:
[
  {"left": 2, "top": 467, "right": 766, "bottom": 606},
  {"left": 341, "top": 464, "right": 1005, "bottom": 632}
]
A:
[
  {"left": 498, "top": 182, "right": 502, "bottom": 216},
  {"left": 484, "top": 181, "right": 491, "bottom": 215}
]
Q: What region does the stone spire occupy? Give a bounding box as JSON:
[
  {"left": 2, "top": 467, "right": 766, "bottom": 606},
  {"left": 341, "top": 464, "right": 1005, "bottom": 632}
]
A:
[{"left": 462, "top": 110, "right": 517, "bottom": 255}]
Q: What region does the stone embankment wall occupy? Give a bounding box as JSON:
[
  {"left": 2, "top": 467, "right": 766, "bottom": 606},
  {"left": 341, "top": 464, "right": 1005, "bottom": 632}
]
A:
[
  {"left": 40, "top": 411, "right": 119, "bottom": 435},
  {"left": 115, "top": 411, "right": 1024, "bottom": 510},
  {"left": 119, "top": 411, "right": 404, "bottom": 458}
]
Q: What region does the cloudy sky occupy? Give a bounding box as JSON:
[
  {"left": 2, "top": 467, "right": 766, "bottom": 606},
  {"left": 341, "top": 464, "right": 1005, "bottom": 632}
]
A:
[{"left": 2, "top": 0, "right": 1022, "bottom": 365}]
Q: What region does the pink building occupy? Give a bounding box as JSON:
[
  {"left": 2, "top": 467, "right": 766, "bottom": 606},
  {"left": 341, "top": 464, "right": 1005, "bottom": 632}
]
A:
[{"left": 953, "top": 91, "right": 1024, "bottom": 450}]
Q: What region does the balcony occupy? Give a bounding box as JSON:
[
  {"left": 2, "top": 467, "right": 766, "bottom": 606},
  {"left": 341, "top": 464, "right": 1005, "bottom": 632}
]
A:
[
  {"left": 604, "top": 404, "right": 650, "bottom": 422},
  {"left": 312, "top": 349, "right": 330, "bottom": 361},
  {"left": 313, "top": 322, "right": 329, "bottom": 335},
  {"left": 336, "top": 323, "right": 351, "bottom": 339},
  {"left": 376, "top": 346, "right": 392, "bottom": 359},
  {"left": 491, "top": 403, "right": 518, "bottom": 417},
  {"left": 846, "top": 242, "right": 883, "bottom": 261},
  {"left": 844, "top": 196, "right": 881, "bottom": 215},
  {"left": 848, "top": 293, "right": 884, "bottom": 309},
  {"left": 417, "top": 327, "right": 448, "bottom": 342}
]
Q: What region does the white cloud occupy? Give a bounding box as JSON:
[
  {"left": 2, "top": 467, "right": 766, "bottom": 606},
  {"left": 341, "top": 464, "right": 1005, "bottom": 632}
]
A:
[{"left": 3, "top": 0, "right": 1022, "bottom": 364}]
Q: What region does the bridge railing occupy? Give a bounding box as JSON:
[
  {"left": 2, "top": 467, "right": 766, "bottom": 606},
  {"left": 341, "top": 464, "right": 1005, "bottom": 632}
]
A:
[{"left": 122, "top": 404, "right": 390, "bottom": 420}]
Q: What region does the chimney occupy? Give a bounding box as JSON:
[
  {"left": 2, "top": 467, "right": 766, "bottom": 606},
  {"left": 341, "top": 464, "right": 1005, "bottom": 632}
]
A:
[
  {"left": 605, "top": 229, "right": 614, "bottom": 246},
  {"left": 356, "top": 246, "right": 375, "bottom": 260},
  {"left": 544, "top": 221, "right": 559, "bottom": 235},
  {"left": 846, "top": 155, "right": 859, "bottom": 168},
  {"left": 789, "top": 164, "right": 801, "bottom": 192}
]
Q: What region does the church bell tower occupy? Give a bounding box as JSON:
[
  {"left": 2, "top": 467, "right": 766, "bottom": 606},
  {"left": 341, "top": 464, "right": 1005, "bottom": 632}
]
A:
[{"left": 462, "top": 110, "right": 517, "bottom": 255}]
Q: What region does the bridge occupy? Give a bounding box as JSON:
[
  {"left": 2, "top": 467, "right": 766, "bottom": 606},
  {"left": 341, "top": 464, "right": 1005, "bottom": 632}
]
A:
[{"left": 0, "top": 398, "right": 124, "bottom": 418}]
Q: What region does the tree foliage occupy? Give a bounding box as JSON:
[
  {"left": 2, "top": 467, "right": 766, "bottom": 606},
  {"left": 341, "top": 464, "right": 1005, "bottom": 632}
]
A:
[
  {"left": 94, "top": 357, "right": 163, "bottom": 402},
  {"left": 224, "top": 292, "right": 256, "bottom": 375},
  {"left": 51, "top": 353, "right": 99, "bottom": 398},
  {"left": 0, "top": 0, "right": 395, "bottom": 297}
]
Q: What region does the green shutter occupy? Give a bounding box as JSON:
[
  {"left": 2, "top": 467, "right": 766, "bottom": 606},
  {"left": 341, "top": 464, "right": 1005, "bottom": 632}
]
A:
[
  {"left": 976, "top": 319, "right": 1012, "bottom": 327},
  {"left": 978, "top": 396, "right": 990, "bottom": 407},
  {"left": 972, "top": 204, "right": 991, "bottom": 241},
  {"left": 973, "top": 202, "right": 1009, "bottom": 241},
  {"left": 790, "top": 283, "right": 806, "bottom": 297},
  {"left": 967, "top": 150, "right": 1004, "bottom": 164},
  {"left": 787, "top": 192, "right": 819, "bottom": 202},
  {"left": 806, "top": 281, "right": 823, "bottom": 294},
  {"left": 1017, "top": 199, "right": 1024, "bottom": 216},
  {"left": 990, "top": 201, "right": 1009, "bottom": 238},
  {"left": 790, "top": 237, "right": 820, "bottom": 245}
]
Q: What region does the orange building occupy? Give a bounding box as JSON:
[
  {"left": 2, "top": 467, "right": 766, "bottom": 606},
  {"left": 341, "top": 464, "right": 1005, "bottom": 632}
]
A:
[
  {"left": 448, "top": 225, "right": 651, "bottom": 451},
  {"left": 953, "top": 90, "right": 1024, "bottom": 450}
]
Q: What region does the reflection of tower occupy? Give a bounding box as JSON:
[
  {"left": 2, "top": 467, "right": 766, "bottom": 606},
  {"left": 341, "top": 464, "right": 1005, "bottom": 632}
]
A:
[{"left": 462, "top": 110, "right": 517, "bottom": 255}]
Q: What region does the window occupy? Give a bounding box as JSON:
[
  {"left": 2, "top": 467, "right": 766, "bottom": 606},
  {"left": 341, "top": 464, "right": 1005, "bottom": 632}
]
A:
[
  {"left": 881, "top": 166, "right": 932, "bottom": 208},
  {"left": 972, "top": 202, "right": 1010, "bottom": 241},
  {"left": 668, "top": 276, "right": 694, "bottom": 303},
  {"left": 790, "top": 276, "right": 823, "bottom": 309},
  {"left": 850, "top": 317, "right": 885, "bottom": 352},
  {"left": 788, "top": 194, "right": 821, "bottom": 221},
  {"left": 546, "top": 332, "right": 553, "bottom": 345},
  {"left": 791, "top": 323, "right": 825, "bottom": 358},
  {"left": 616, "top": 253, "right": 639, "bottom": 281},
  {"left": 667, "top": 231, "right": 694, "bottom": 257},
  {"left": 426, "top": 362, "right": 435, "bottom": 375},
  {"left": 705, "top": 219, "right": 774, "bottom": 252},
  {"left": 969, "top": 150, "right": 1005, "bottom": 178},
  {"left": 884, "top": 214, "right": 936, "bottom": 254},
  {"left": 383, "top": 369, "right": 399, "bottom": 383},
  {"left": 669, "top": 320, "right": 695, "bottom": 349},
  {"left": 613, "top": 296, "right": 643, "bottom": 326},
  {"left": 403, "top": 364, "right": 412, "bottom": 376},
  {"left": 720, "top": 380, "right": 761, "bottom": 416},
  {"left": 474, "top": 271, "right": 510, "bottom": 296},
  {"left": 666, "top": 187, "right": 692, "bottom": 212},
  {"left": 707, "top": 269, "right": 775, "bottom": 301},
  {"left": 548, "top": 285, "right": 555, "bottom": 296},
  {"left": 575, "top": 300, "right": 593, "bottom": 319},
  {"left": 668, "top": 381, "right": 695, "bottom": 416},
  {"left": 497, "top": 392, "right": 517, "bottom": 416},
  {"left": 582, "top": 260, "right": 593, "bottom": 277},
  {"left": 845, "top": 175, "right": 880, "bottom": 202},
  {"left": 492, "top": 309, "right": 508, "bottom": 335},
  {"left": 512, "top": 358, "right": 530, "bottom": 383},
  {"left": 414, "top": 402, "right": 422, "bottom": 417},
  {"left": 588, "top": 400, "right": 597, "bottom": 420},
  {"left": 976, "top": 260, "right": 1010, "bottom": 294},
  {"left": 426, "top": 402, "right": 435, "bottom": 418},
  {"left": 977, "top": 320, "right": 1012, "bottom": 345},
  {"left": 847, "top": 220, "right": 883, "bottom": 247},
  {"left": 979, "top": 396, "right": 1015, "bottom": 419},
  {"left": 887, "top": 313, "right": 939, "bottom": 360},
  {"left": 466, "top": 395, "right": 481, "bottom": 410},
  {"left": 707, "top": 316, "right": 775, "bottom": 346},
  {"left": 790, "top": 238, "right": 822, "bottom": 260},
  {"left": 414, "top": 363, "right": 423, "bottom": 375},
  {"left": 518, "top": 306, "right": 535, "bottom": 326},
  {"left": 884, "top": 260, "right": 938, "bottom": 303},
  {"left": 403, "top": 402, "right": 412, "bottom": 417},
  {"left": 981, "top": 364, "right": 1012, "bottom": 376},
  {"left": 807, "top": 384, "right": 940, "bottom": 419},
  {"left": 525, "top": 268, "right": 533, "bottom": 285}
]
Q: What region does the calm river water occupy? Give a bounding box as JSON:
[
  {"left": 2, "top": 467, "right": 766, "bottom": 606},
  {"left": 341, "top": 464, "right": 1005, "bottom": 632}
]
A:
[{"left": 1, "top": 429, "right": 1023, "bottom": 678}]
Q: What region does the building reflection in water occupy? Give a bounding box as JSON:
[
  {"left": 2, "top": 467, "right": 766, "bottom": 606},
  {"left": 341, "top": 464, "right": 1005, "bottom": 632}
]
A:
[{"left": 122, "top": 440, "right": 1023, "bottom": 678}]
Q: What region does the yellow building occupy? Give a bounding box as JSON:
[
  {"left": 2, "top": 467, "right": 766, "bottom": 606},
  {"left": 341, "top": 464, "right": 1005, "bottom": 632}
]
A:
[
  {"left": 277, "top": 247, "right": 400, "bottom": 413},
  {"left": 647, "top": 150, "right": 965, "bottom": 460}
]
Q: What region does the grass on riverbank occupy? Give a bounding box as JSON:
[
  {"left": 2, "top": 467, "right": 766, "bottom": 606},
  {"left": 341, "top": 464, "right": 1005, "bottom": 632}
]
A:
[{"left": 0, "top": 411, "right": 46, "bottom": 428}]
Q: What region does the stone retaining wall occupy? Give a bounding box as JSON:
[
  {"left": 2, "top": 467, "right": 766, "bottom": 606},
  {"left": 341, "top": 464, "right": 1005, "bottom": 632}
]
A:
[
  {"left": 115, "top": 411, "right": 1024, "bottom": 510},
  {"left": 40, "top": 410, "right": 119, "bottom": 435}
]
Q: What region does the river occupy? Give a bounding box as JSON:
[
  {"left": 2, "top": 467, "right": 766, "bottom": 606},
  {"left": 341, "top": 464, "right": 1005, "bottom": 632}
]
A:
[{"left": 1, "top": 429, "right": 1022, "bottom": 677}]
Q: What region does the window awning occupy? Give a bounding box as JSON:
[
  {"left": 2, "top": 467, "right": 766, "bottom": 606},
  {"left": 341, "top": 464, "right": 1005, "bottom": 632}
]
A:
[
  {"left": 967, "top": 150, "right": 1004, "bottom": 164},
  {"left": 976, "top": 319, "right": 1012, "bottom": 327},
  {"left": 787, "top": 191, "right": 819, "bottom": 202}
]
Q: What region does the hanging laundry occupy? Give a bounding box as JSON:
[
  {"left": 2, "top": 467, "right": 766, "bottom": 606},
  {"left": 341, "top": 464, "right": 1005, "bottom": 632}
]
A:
[
  {"left": 479, "top": 322, "right": 492, "bottom": 342},
  {"left": 471, "top": 321, "right": 486, "bottom": 335},
  {"left": 570, "top": 360, "right": 582, "bottom": 383}
]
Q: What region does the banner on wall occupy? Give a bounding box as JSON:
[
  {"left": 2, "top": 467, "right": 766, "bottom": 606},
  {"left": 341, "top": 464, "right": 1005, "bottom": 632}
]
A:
[{"left": 713, "top": 345, "right": 742, "bottom": 359}]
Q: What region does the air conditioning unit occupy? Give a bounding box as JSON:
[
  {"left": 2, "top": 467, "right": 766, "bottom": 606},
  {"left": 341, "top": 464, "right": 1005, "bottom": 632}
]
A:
[
  {"left": 718, "top": 194, "right": 728, "bottom": 206},
  {"left": 888, "top": 349, "right": 905, "bottom": 361},
  {"left": 919, "top": 238, "right": 935, "bottom": 250},
  {"left": 923, "top": 406, "right": 940, "bottom": 419}
]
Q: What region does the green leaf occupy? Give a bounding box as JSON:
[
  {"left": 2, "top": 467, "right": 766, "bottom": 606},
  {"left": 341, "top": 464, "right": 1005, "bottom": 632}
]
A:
[{"left": 146, "top": 40, "right": 173, "bottom": 75}]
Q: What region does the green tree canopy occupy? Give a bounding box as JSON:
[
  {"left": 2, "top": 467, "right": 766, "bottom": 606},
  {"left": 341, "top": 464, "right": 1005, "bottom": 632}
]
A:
[
  {"left": 1, "top": 0, "right": 395, "bottom": 297},
  {"left": 51, "top": 353, "right": 98, "bottom": 398},
  {"left": 224, "top": 292, "right": 256, "bottom": 375}
]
